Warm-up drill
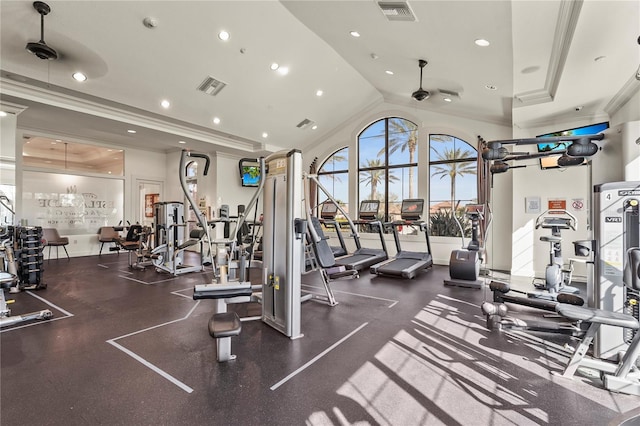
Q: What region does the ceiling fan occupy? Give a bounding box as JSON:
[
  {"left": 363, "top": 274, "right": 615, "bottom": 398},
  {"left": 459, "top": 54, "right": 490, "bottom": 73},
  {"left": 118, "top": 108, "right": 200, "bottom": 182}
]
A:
[
  {"left": 26, "top": 1, "right": 58, "bottom": 60},
  {"left": 411, "top": 59, "right": 430, "bottom": 101}
]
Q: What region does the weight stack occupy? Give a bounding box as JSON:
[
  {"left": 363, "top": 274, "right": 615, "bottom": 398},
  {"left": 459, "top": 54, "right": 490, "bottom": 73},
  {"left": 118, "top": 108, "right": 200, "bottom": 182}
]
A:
[
  {"left": 625, "top": 289, "right": 639, "bottom": 344},
  {"left": 16, "top": 226, "right": 46, "bottom": 289}
]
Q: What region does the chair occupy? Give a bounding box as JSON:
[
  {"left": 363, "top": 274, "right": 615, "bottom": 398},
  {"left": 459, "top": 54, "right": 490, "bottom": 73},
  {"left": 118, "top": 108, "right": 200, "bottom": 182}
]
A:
[
  {"left": 42, "top": 228, "right": 70, "bottom": 260},
  {"left": 98, "top": 226, "right": 121, "bottom": 255}
]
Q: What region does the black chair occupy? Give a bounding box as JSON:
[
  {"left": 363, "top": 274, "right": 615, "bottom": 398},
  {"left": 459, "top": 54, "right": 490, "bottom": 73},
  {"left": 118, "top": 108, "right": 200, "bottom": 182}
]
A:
[
  {"left": 117, "top": 225, "right": 143, "bottom": 267},
  {"left": 43, "top": 228, "right": 70, "bottom": 260}
]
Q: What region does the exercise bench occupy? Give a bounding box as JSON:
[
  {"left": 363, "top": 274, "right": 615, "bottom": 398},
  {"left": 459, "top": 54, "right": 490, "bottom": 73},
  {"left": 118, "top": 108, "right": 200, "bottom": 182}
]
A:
[{"left": 194, "top": 283, "right": 254, "bottom": 362}]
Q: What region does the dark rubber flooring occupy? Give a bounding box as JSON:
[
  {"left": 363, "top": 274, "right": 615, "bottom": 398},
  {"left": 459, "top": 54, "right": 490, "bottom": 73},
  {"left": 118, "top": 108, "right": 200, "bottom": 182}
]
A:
[{"left": 2, "top": 253, "right": 639, "bottom": 425}]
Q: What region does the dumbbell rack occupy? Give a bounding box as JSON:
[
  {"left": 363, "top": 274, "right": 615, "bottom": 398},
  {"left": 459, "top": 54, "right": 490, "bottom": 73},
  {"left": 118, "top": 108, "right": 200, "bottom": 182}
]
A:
[{"left": 12, "top": 226, "right": 46, "bottom": 289}]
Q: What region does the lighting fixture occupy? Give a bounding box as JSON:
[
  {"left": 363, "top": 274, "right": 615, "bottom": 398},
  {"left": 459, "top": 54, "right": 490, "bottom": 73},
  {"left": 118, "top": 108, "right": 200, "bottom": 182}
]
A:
[
  {"left": 218, "top": 31, "right": 230, "bottom": 41},
  {"left": 178, "top": 140, "right": 186, "bottom": 144},
  {"left": 127, "top": 129, "right": 137, "bottom": 134},
  {"left": 385, "top": 70, "right": 394, "bottom": 75},
  {"left": 443, "top": 97, "right": 452, "bottom": 102},
  {"left": 213, "top": 117, "right": 220, "bottom": 124},
  {"left": 55, "top": 139, "right": 61, "bottom": 142},
  {"left": 270, "top": 63, "right": 279, "bottom": 71},
  {"left": 485, "top": 84, "right": 497, "bottom": 90},
  {"left": 262, "top": 132, "right": 268, "bottom": 138},
  {"left": 316, "top": 90, "right": 323, "bottom": 97},
  {"left": 350, "top": 31, "right": 360, "bottom": 37},
  {"left": 311, "top": 125, "right": 318, "bottom": 130},
  {"left": 475, "top": 39, "right": 490, "bottom": 47},
  {"left": 0, "top": 111, "right": 7, "bottom": 117},
  {"left": 161, "top": 99, "right": 170, "bottom": 108},
  {"left": 277, "top": 67, "right": 289, "bottom": 76},
  {"left": 72, "top": 72, "right": 87, "bottom": 82}
]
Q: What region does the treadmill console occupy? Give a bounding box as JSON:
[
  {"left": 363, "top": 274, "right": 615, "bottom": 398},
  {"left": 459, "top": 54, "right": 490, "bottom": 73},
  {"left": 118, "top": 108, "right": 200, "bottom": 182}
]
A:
[
  {"left": 359, "top": 200, "right": 380, "bottom": 221},
  {"left": 400, "top": 199, "right": 424, "bottom": 221},
  {"left": 320, "top": 201, "right": 338, "bottom": 220}
]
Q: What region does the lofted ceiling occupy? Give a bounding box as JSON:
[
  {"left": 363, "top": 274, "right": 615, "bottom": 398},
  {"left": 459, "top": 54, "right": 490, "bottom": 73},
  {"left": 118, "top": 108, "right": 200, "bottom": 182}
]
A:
[{"left": 1, "top": 1, "right": 638, "bottom": 156}]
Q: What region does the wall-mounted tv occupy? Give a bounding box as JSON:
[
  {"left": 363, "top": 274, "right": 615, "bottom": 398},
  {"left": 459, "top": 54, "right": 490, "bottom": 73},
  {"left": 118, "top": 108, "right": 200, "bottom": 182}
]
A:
[
  {"left": 536, "top": 122, "right": 609, "bottom": 169},
  {"left": 239, "top": 158, "right": 261, "bottom": 187}
]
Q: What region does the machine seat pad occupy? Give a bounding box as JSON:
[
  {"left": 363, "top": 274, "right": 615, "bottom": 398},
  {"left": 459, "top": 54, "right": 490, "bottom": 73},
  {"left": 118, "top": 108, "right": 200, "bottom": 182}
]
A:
[
  {"left": 194, "top": 287, "right": 253, "bottom": 300},
  {"left": 540, "top": 235, "right": 562, "bottom": 243},
  {"left": 489, "top": 281, "right": 510, "bottom": 293},
  {"left": 556, "top": 304, "right": 640, "bottom": 329},
  {"left": 208, "top": 312, "right": 242, "bottom": 338}
]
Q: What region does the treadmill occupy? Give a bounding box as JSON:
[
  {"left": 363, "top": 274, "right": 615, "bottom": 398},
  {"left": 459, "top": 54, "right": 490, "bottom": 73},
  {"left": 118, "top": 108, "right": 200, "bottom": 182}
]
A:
[
  {"left": 370, "top": 199, "right": 433, "bottom": 279},
  {"left": 319, "top": 201, "right": 348, "bottom": 258},
  {"left": 334, "top": 200, "right": 388, "bottom": 271}
]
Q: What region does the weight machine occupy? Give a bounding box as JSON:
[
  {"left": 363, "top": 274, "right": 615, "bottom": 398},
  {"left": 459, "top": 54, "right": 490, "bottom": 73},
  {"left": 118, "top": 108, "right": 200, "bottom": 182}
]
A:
[
  {"left": 151, "top": 201, "right": 206, "bottom": 276},
  {"left": 194, "top": 150, "right": 308, "bottom": 362}
]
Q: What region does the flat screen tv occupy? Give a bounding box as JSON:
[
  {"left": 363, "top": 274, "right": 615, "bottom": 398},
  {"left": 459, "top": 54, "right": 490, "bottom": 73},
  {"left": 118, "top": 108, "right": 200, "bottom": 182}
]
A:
[
  {"left": 240, "top": 164, "right": 260, "bottom": 187},
  {"left": 536, "top": 122, "right": 609, "bottom": 169}
]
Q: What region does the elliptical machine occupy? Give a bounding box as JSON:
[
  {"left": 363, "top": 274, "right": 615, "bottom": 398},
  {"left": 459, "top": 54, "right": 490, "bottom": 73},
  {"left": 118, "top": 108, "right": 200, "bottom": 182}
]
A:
[{"left": 444, "top": 204, "right": 486, "bottom": 288}]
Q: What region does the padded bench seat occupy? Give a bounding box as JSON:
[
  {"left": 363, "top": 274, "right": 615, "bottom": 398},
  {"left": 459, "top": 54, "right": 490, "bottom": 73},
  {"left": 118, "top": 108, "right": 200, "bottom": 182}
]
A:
[{"left": 208, "top": 312, "right": 242, "bottom": 338}]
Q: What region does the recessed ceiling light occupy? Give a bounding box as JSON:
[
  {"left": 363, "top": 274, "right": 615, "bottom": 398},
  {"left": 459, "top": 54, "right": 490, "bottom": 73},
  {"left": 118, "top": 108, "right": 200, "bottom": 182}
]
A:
[
  {"left": 213, "top": 117, "right": 221, "bottom": 124},
  {"left": 218, "top": 31, "right": 230, "bottom": 41},
  {"left": 262, "top": 132, "right": 268, "bottom": 138},
  {"left": 55, "top": 139, "right": 62, "bottom": 142},
  {"left": 277, "top": 67, "right": 289, "bottom": 76},
  {"left": 161, "top": 99, "right": 170, "bottom": 108},
  {"left": 475, "top": 39, "right": 490, "bottom": 47},
  {"left": 316, "top": 90, "right": 323, "bottom": 97},
  {"left": 270, "top": 63, "right": 279, "bottom": 71},
  {"left": 350, "top": 31, "right": 360, "bottom": 37},
  {"left": 385, "top": 70, "right": 394, "bottom": 75},
  {"left": 127, "top": 129, "right": 137, "bottom": 134},
  {"left": 72, "top": 72, "right": 87, "bottom": 82},
  {"left": 311, "top": 125, "right": 318, "bottom": 130},
  {"left": 0, "top": 111, "right": 7, "bottom": 117},
  {"left": 178, "top": 140, "right": 186, "bottom": 144},
  {"left": 485, "top": 84, "right": 497, "bottom": 90}
]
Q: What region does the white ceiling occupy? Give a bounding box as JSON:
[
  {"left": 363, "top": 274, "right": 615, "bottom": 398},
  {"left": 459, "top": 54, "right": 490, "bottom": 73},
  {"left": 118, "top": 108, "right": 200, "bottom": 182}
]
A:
[{"left": 1, "top": 1, "right": 638, "bottom": 155}]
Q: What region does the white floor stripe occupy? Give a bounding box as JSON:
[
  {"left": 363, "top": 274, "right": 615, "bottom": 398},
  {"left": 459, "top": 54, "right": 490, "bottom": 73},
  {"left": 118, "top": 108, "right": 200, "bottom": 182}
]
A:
[
  {"left": 26, "top": 291, "right": 75, "bottom": 316},
  {"left": 107, "top": 340, "right": 194, "bottom": 393},
  {"left": 106, "top": 301, "right": 200, "bottom": 393},
  {"left": 0, "top": 314, "right": 72, "bottom": 333},
  {"left": 270, "top": 321, "right": 369, "bottom": 391},
  {"left": 118, "top": 275, "right": 151, "bottom": 285},
  {"left": 97, "top": 264, "right": 109, "bottom": 269}
]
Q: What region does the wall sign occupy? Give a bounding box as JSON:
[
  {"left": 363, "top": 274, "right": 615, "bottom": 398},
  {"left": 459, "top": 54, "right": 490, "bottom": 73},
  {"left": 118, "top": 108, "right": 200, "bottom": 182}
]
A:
[{"left": 22, "top": 171, "right": 124, "bottom": 235}]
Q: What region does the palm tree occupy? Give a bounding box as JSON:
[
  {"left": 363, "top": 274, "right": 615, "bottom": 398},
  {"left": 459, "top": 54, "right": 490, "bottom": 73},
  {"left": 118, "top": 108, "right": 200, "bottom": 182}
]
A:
[
  {"left": 377, "top": 118, "right": 418, "bottom": 198},
  {"left": 430, "top": 145, "right": 477, "bottom": 214},
  {"left": 359, "top": 158, "right": 399, "bottom": 200}
]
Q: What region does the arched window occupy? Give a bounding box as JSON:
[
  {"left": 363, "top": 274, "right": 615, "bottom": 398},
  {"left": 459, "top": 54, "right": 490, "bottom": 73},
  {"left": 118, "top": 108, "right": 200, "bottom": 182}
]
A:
[
  {"left": 358, "top": 117, "right": 418, "bottom": 222},
  {"left": 429, "top": 134, "right": 477, "bottom": 237},
  {"left": 317, "top": 147, "right": 349, "bottom": 218}
]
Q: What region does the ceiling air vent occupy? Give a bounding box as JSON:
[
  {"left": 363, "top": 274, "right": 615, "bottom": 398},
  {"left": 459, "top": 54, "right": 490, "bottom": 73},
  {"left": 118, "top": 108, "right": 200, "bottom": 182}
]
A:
[
  {"left": 377, "top": 1, "right": 416, "bottom": 22},
  {"left": 196, "top": 76, "right": 227, "bottom": 96},
  {"left": 296, "top": 118, "right": 315, "bottom": 130}
]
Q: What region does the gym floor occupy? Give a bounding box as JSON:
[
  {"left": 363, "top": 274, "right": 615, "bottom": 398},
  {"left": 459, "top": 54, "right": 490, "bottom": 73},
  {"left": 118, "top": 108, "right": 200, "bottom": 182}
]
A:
[{"left": 1, "top": 253, "right": 639, "bottom": 426}]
